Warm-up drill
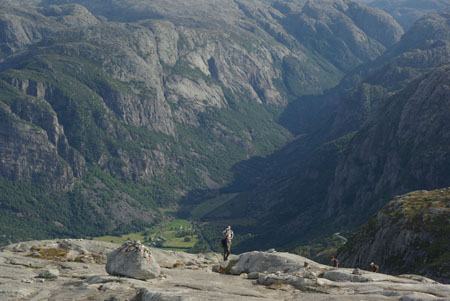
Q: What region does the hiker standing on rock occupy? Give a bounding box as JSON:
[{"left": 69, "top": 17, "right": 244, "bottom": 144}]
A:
[
  {"left": 221, "top": 225, "right": 234, "bottom": 261},
  {"left": 330, "top": 256, "right": 339, "bottom": 268},
  {"left": 370, "top": 262, "right": 379, "bottom": 272}
]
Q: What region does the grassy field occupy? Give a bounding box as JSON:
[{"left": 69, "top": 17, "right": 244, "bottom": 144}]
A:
[{"left": 92, "top": 219, "right": 200, "bottom": 251}]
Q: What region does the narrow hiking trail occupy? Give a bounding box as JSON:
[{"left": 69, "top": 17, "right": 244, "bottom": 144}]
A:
[{"left": 334, "top": 232, "right": 348, "bottom": 243}]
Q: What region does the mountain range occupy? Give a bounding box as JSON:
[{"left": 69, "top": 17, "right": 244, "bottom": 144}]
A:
[
  {"left": 189, "top": 10, "right": 450, "bottom": 254},
  {"left": 0, "top": 0, "right": 449, "bottom": 277}
]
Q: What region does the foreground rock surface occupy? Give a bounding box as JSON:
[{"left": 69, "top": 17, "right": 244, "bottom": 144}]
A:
[{"left": 0, "top": 239, "right": 449, "bottom": 300}]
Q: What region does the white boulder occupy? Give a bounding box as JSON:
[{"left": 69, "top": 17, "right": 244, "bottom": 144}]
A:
[{"left": 106, "top": 241, "right": 160, "bottom": 280}]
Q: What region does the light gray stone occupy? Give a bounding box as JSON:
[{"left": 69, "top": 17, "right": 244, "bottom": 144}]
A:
[
  {"left": 139, "top": 288, "right": 194, "bottom": 301},
  {"left": 38, "top": 268, "right": 60, "bottom": 279},
  {"left": 230, "top": 251, "right": 327, "bottom": 276},
  {"left": 400, "top": 292, "right": 447, "bottom": 301},
  {"left": 247, "top": 272, "right": 259, "bottom": 279},
  {"left": 100, "top": 282, "right": 123, "bottom": 292},
  {"left": 397, "top": 274, "right": 438, "bottom": 284},
  {"left": 85, "top": 275, "right": 122, "bottom": 284},
  {"left": 323, "top": 269, "right": 371, "bottom": 282},
  {"left": 11, "top": 244, "right": 28, "bottom": 252}
]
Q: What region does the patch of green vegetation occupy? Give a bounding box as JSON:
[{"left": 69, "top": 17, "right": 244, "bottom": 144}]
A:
[
  {"left": 323, "top": 131, "right": 358, "bottom": 154},
  {"left": 30, "top": 248, "right": 69, "bottom": 261},
  {"left": 94, "top": 232, "right": 146, "bottom": 245},
  {"left": 87, "top": 166, "right": 176, "bottom": 209},
  {"left": 0, "top": 79, "right": 31, "bottom": 104},
  {"left": 93, "top": 219, "right": 203, "bottom": 252},
  {"left": 0, "top": 176, "right": 112, "bottom": 247},
  {"left": 280, "top": 55, "right": 342, "bottom": 98},
  {"left": 382, "top": 189, "right": 450, "bottom": 224},
  {"left": 166, "top": 100, "right": 292, "bottom": 188}
]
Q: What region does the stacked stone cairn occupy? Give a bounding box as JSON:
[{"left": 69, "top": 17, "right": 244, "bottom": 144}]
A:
[{"left": 106, "top": 240, "right": 160, "bottom": 280}]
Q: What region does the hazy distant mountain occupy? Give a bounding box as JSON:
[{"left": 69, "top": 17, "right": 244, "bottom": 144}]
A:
[{"left": 365, "top": 0, "right": 450, "bottom": 30}]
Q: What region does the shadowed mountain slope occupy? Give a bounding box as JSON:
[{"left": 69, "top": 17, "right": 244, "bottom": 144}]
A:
[{"left": 192, "top": 13, "right": 450, "bottom": 254}]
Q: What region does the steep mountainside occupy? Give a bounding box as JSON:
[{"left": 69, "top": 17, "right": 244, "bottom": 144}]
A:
[
  {"left": 326, "top": 63, "right": 450, "bottom": 223},
  {"left": 193, "top": 13, "right": 450, "bottom": 253},
  {"left": 338, "top": 188, "right": 450, "bottom": 283},
  {"left": 0, "top": 0, "right": 403, "bottom": 245}
]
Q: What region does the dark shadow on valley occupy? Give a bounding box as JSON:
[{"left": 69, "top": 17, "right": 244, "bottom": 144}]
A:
[
  {"left": 176, "top": 89, "right": 349, "bottom": 253},
  {"left": 178, "top": 91, "right": 339, "bottom": 207}
]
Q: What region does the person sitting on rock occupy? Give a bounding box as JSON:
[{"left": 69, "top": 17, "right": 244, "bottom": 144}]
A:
[
  {"left": 330, "top": 256, "right": 339, "bottom": 268},
  {"left": 370, "top": 262, "right": 379, "bottom": 272},
  {"left": 221, "top": 225, "right": 234, "bottom": 261}
]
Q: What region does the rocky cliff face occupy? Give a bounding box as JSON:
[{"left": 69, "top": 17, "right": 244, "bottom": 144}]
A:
[
  {"left": 0, "top": 100, "right": 77, "bottom": 190},
  {"left": 325, "top": 63, "right": 450, "bottom": 224},
  {"left": 338, "top": 188, "right": 450, "bottom": 283},
  {"left": 318, "top": 14, "right": 450, "bottom": 226},
  {"left": 325, "top": 15, "right": 450, "bottom": 225}
]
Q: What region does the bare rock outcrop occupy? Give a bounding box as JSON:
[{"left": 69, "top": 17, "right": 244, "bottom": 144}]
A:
[
  {"left": 1, "top": 239, "right": 450, "bottom": 300},
  {"left": 229, "top": 250, "right": 328, "bottom": 275}
]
